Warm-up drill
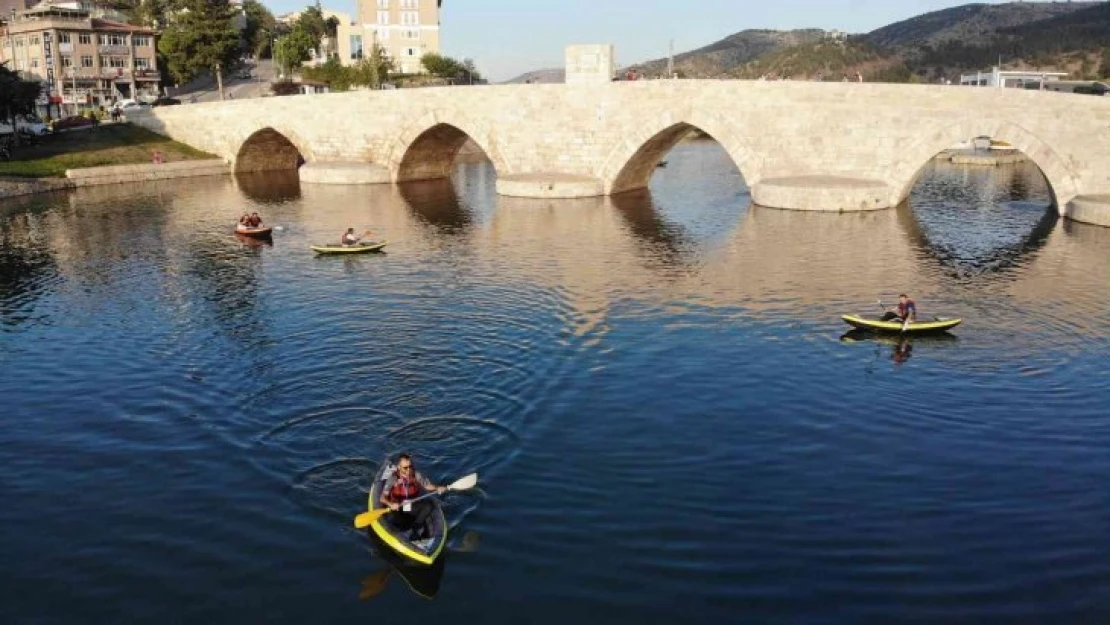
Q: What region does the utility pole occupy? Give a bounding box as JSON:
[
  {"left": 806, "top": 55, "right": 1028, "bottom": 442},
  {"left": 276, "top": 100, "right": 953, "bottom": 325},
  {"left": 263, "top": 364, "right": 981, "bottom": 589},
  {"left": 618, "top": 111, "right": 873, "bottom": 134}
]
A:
[{"left": 667, "top": 39, "right": 674, "bottom": 78}]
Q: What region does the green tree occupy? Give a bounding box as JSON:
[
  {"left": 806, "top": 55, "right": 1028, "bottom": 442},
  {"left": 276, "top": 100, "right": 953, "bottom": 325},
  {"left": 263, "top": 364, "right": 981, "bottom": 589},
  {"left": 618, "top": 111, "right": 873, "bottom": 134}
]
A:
[
  {"left": 301, "top": 56, "right": 350, "bottom": 91},
  {"left": 351, "top": 44, "right": 393, "bottom": 88},
  {"left": 242, "top": 0, "right": 277, "bottom": 59},
  {"left": 420, "top": 52, "right": 460, "bottom": 78},
  {"left": 159, "top": 0, "right": 241, "bottom": 100},
  {"left": 297, "top": 2, "right": 327, "bottom": 47},
  {"left": 0, "top": 63, "right": 43, "bottom": 140},
  {"left": 1102, "top": 47, "right": 1110, "bottom": 79},
  {"left": 274, "top": 25, "right": 315, "bottom": 76}
]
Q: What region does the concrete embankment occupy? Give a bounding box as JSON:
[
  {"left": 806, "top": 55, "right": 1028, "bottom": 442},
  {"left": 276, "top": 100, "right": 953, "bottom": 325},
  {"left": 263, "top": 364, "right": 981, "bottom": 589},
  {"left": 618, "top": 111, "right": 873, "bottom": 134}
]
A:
[
  {"left": 64, "top": 159, "right": 230, "bottom": 186},
  {"left": 0, "top": 159, "right": 231, "bottom": 201}
]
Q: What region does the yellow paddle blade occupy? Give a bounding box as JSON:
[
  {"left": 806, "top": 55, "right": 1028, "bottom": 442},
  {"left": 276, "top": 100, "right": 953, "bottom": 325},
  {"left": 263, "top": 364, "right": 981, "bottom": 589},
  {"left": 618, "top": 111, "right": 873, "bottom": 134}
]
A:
[
  {"left": 358, "top": 569, "right": 393, "bottom": 600},
  {"left": 353, "top": 507, "right": 391, "bottom": 529}
]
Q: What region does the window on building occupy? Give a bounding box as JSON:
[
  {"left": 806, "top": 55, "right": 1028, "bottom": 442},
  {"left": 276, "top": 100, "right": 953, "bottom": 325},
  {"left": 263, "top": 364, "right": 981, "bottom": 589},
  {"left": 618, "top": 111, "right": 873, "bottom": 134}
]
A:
[
  {"left": 81, "top": 55, "right": 93, "bottom": 67},
  {"left": 29, "top": 35, "right": 40, "bottom": 45},
  {"left": 350, "top": 34, "right": 363, "bottom": 59},
  {"left": 403, "top": 29, "right": 419, "bottom": 40},
  {"left": 30, "top": 58, "right": 39, "bottom": 68},
  {"left": 61, "top": 56, "right": 73, "bottom": 67},
  {"left": 14, "top": 37, "right": 24, "bottom": 48},
  {"left": 79, "top": 33, "right": 92, "bottom": 45},
  {"left": 376, "top": 0, "right": 389, "bottom": 7},
  {"left": 133, "top": 36, "right": 151, "bottom": 47},
  {"left": 404, "top": 47, "right": 418, "bottom": 57},
  {"left": 134, "top": 57, "right": 150, "bottom": 69},
  {"left": 100, "top": 34, "right": 125, "bottom": 46},
  {"left": 401, "top": 11, "right": 418, "bottom": 25},
  {"left": 377, "top": 10, "right": 389, "bottom": 25},
  {"left": 59, "top": 32, "right": 71, "bottom": 44},
  {"left": 110, "top": 57, "right": 127, "bottom": 68},
  {"left": 401, "top": 0, "right": 417, "bottom": 8}
]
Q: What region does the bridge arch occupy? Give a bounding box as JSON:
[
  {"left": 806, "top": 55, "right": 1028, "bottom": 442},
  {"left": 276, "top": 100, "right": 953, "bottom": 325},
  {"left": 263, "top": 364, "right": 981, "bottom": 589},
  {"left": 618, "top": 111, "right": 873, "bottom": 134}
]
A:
[
  {"left": 386, "top": 111, "right": 509, "bottom": 183},
  {"left": 599, "top": 109, "right": 762, "bottom": 196},
  {"left": 232, "top": 127, "right": 311, "bottom": 173},
  {"left": 888, "top": 119, "right": 1081, "bottom": 209}
]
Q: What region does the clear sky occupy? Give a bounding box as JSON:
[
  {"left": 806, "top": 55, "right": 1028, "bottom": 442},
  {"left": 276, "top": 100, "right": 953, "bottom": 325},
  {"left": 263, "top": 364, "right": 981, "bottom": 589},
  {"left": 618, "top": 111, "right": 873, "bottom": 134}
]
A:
[{"left": 263, "top": 0, "right": 1017, "bottom": 82}]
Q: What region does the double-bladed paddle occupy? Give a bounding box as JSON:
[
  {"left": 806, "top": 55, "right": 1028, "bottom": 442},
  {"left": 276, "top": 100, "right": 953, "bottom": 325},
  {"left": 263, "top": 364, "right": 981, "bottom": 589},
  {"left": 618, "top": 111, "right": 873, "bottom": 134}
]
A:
[{"left": 352, "top": 472, "right": 478, "bottom": 529}]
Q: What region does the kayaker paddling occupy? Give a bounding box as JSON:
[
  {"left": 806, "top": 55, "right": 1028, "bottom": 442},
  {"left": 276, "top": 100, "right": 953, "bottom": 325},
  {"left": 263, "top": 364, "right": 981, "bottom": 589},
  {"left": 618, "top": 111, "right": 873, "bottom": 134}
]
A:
[
  {"left": 380, "top": 453, "right": 446, "bottom": 541},
  {"left": 880, "top": 294, "right": 916, "bottom": 325},
  {"left": 342, "top": 228, "right": 370, "bottom": 246}
]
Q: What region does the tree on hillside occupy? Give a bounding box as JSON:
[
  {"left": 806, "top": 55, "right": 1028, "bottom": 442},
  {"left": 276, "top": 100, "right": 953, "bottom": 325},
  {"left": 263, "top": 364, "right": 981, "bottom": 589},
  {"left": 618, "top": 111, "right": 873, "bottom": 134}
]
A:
[
  {"left": 158, "top": 0, "right": 241, "bottom": 101},
  {"left": 107, "top": 0, "right": 169, "bottom": 28},
  {"left": 0, "top": 63, "right": 42, "bottom": 140},
  {"left": 1102, "top": 47, "right": 1110, "bottom": 79}
]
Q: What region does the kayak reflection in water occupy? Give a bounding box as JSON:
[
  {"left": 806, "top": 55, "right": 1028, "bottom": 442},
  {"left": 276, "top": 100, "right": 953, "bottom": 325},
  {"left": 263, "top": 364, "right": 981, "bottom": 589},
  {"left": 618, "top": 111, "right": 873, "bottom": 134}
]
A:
[
  {"left": 380, "top": 453, "right": 446, "bottom": 541},
  {"left": 880, "top": 293, "right": 917, "bottom": 323}
]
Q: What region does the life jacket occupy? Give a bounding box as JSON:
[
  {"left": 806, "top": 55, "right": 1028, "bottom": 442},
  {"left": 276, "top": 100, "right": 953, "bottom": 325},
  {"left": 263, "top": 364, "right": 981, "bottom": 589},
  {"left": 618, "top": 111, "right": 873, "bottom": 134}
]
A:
[
  {"left": 387, "top": 473, "right": 421, "bottom": 503},
  {"left": 897, "top": 299, "right": 916, "bottom": 318}
]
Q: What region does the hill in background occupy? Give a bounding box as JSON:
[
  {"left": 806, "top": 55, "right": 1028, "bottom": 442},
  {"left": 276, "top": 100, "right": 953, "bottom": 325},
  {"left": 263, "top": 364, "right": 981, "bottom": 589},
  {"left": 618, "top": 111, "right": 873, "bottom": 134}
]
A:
[
  {"left": 606, "top": 2, "right": 1110, "bottom": 83},
  {"left": 503, "top": 68, "right": 565, "bottom": 84}
]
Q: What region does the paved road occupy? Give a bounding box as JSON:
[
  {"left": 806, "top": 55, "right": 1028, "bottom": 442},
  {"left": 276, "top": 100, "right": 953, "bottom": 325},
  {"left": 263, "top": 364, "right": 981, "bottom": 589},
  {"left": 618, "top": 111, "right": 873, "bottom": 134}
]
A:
[{"left": 171, "top": 59, "right": 277, "bottom": 103}]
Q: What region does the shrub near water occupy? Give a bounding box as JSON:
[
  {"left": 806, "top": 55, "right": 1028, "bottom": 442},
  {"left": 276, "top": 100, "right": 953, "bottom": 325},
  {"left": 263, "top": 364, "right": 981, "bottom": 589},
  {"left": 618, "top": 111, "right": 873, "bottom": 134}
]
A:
[{"left": 0, "top": 124, "right": 214, "bottom": 178}]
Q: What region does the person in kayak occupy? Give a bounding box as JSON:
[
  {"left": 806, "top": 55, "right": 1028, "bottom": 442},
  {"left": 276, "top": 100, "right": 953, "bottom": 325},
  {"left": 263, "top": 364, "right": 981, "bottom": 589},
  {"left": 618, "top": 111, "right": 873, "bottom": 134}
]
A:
[
  {"left": 380, "top": 453, "right": 446, "bottom": 540},
  {"left": 248, "top": 212, "right": 264, "bottom": 228},
  {"left": 881, "top": 294, "right": 916, "bottom": 323},
  {"left": 341, "top": 228, "right": 365, "bottom": 246}
]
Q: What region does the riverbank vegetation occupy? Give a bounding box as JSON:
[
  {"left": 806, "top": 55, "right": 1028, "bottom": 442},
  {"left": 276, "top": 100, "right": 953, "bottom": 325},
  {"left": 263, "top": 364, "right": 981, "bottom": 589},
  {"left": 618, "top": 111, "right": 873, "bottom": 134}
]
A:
[{"left": 0, "top": 125, "right": 215, "bottom": 178}]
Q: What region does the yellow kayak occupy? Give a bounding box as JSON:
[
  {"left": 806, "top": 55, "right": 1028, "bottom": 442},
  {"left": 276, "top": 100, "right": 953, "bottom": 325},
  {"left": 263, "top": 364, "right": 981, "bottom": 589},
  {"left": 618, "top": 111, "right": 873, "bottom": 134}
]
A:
[
  {"left": 841, "top": 314, "right": 961, "bottom": 334},
  {"left": 310, "top": 241, "right": 387, "bottom": 254},
  {"left": 366, "top": 458, "right": 447, "bottom": 566}
]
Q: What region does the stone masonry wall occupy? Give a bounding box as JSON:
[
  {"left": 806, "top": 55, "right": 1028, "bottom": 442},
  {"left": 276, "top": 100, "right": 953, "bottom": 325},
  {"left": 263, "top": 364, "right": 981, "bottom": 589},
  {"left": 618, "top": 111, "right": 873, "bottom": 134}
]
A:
[{"left": 127, "top": 81, "right": 1110, "bottom": 209}]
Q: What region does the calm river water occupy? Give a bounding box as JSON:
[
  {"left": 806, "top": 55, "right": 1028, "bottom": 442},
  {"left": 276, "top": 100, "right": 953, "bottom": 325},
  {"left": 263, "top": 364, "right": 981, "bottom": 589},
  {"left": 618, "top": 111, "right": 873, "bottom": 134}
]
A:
[{"left": 2, "top": 141, "right": 1109, "bottom": 623}]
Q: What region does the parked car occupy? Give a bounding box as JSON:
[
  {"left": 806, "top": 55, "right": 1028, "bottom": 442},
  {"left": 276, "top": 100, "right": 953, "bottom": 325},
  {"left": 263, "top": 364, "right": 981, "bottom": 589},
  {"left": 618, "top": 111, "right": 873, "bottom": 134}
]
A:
[
  {"left": 52, "top": 116, "right": 97, "bottom": 131},
  {"left": 150, "top": 97, "right": 182, "bottom": 107},
  {"left": 0, "top": 114, "right": 50, "bottom": 136}
]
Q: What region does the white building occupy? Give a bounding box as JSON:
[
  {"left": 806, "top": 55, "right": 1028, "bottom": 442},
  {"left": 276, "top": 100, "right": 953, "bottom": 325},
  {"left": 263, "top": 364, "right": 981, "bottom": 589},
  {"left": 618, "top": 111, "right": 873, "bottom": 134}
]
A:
[{"left": 959, "top": 66, "right": 1068, "bottom": 89}]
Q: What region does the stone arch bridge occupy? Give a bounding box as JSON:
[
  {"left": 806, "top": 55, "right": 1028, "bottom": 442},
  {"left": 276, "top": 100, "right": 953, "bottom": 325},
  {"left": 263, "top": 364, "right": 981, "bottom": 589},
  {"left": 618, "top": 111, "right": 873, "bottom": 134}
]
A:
[{"left": 129, "top": 81, "right": 1110, "bottom": 226}]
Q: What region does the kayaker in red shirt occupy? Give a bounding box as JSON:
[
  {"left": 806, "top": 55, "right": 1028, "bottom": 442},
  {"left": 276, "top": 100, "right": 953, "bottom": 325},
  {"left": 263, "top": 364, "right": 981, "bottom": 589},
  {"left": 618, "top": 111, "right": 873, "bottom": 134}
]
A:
[
  {"left": 379, "top": 453, "right": 446, "bottom": 540},
  {"left": 881, "top": 294, "right": 917, "bottom": 323}
]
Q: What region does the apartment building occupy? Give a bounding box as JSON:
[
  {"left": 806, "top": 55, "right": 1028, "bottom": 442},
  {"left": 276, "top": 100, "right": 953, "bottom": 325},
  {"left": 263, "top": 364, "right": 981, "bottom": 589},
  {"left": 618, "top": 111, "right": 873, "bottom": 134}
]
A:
[
  {"left": 342, "top": 0, "right": 441, "bottom": 74},
  {"left": 1, "top": 2, "right": 159, "bottom": 115}
]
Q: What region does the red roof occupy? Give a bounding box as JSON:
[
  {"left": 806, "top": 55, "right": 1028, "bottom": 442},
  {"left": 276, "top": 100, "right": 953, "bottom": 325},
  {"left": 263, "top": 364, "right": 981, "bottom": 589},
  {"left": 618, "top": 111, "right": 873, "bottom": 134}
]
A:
[{"left": 90, "top": 18, "right": 158, "bottom": 35}]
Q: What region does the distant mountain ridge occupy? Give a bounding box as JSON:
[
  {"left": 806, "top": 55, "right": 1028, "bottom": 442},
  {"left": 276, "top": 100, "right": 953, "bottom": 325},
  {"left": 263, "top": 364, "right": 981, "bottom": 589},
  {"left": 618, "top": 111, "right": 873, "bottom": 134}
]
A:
[
  {"left": 868, "top": 1, "right": 1100, "bottom": 52},
  {"left": 512, "top": 2, "right": 1110, "bottom": 83}
]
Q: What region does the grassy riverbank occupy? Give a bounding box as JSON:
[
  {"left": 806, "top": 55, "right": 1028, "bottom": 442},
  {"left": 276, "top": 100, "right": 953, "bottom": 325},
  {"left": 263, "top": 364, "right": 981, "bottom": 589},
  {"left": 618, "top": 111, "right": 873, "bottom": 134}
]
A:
[{"left": 0, "top": 124, "right": 215, "bottom": 178}]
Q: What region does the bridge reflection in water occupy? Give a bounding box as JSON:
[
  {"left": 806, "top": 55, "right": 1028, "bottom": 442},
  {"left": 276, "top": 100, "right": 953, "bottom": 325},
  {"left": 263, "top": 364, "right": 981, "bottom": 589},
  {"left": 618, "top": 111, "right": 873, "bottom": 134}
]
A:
[{"left": 4, "top": 141, "right": 1109, "bottom": 340}]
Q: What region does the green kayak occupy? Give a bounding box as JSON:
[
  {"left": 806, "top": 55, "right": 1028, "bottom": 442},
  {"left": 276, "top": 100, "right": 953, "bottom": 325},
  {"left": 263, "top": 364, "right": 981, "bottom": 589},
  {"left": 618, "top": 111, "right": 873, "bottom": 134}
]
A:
[
  {"left": 311, "top": 241, "right": 388, "bottom": 254},
  {"left": 841, "top": 314, "right": 961, "bottom": 334}
]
